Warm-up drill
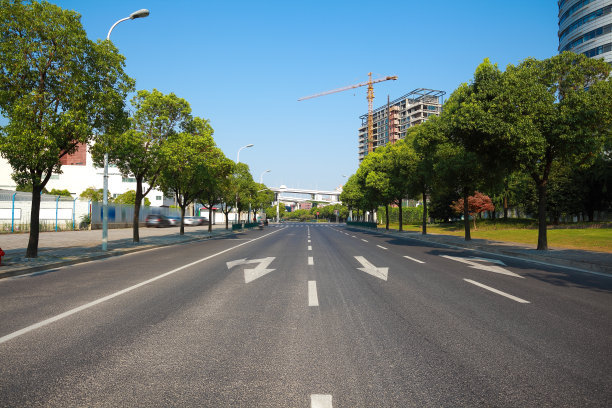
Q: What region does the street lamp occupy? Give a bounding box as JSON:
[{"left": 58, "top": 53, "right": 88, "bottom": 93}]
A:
[
  {"left": 236, "top": 144, "right": 254, "bottom": 163},
  {"left": 102, "top": 9, "right": 149, "bottom": 251},
  {"left": 259, "top": 169, "right": 271, "bottom": 184},
  {"left": 234, "top": 144, "right": 253, "bottom": 223}
]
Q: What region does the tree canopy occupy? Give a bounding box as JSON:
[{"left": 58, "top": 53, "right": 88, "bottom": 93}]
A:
[{"left": 0, "top": 0, "right": 134, "bottom": 257}]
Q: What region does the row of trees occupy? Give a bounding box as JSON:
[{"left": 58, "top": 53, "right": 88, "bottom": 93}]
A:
[
  {"left": 0, "top": 1, "right": 276, "bottom": 257},
  {"left": 341, "top": 53, "right": 612, "bottom": 250}
]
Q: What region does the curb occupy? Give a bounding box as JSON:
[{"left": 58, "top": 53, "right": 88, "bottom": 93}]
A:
[{"left": 0, "top": 229, "right": 236, "bottom": 280}]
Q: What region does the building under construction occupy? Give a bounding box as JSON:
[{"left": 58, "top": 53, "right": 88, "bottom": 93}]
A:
[{"left": 358, "top": 88, "right": 446, "bottom": 162}]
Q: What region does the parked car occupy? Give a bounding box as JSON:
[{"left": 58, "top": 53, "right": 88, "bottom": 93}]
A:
[
  {"left": 184, "top": 216, "right": 208, "bottom": 226},
  {"left": 145, "top": 214, "right": 171, "bottom": 228},
  {"left": 167, "top": 216, "right": 181, "bottom": 226}
]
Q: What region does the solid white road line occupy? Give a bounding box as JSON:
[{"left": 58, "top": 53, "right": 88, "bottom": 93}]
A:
[
  {"left": 0, "top": 227, "right": 286, "bottom": 345},
  {"left": 464, "top": 279, "right": 530, "bottom": 304},
  {"left": 311, "top": 394, "right": 333, "bottom": 408},
  {"left": 377, "top": 245, "right": 388, "bottom": 250},
  {"left": 308, "top": 256, "right": 314, "bottom": 265},
  {"left": 404, "top": 255, "right": 425, "bottom": 264},
  {"left": 308, "top": 281, "right": 319, "bottom": 307}
]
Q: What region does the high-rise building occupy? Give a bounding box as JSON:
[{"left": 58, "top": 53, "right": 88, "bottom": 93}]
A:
[
  {"left": 558, "top": 0, "right": 612, "bottom": 65},
  {"left": 357, "top": 88, "right": 445, "bottom": 162}
]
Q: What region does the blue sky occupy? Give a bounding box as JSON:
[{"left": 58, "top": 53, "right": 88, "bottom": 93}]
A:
[{"left": 53, "top": 0, "right": 559, "bottom": 191}]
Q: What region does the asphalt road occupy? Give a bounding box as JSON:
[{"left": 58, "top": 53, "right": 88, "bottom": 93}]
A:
[{"left": 0, "top": 223, "right": 610, "bottom": 407}]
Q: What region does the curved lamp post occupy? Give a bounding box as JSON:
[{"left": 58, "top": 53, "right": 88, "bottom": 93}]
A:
[
  {"left": 236, "top": 144, "right": 254, "bottom": 163},
  {"left": 102, "top": 9, "right": 149, "bottom": 251}
]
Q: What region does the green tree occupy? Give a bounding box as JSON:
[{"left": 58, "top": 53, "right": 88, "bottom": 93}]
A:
[
  {"left": 448, "top": 54, "right": 612, "bottom": 249},
  {"left": 92, "top": 89, "right": 192, "bottom": 242},
  {"left": 157, "top": 117, "right": 217, "bottom": 235},
  {"left": 80, "top": 186, "right": 110, "bottom": 203},
  {"left": 114, "top": 190, "right": 151, "bottom": 206},
  {"left": 48, "top": 189, "right": 72, "bottom": 197},
  {"left": 0, "top": 0, "right": 133, "bottom": 257},
  {"left": 197, "top": 151, "right": 234, "bottom": 232}
]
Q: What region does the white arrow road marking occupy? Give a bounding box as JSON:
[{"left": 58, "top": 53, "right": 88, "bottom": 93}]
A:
[
  {"left": 464, "top": 279, "right": 530, "bottom": 304},
  {"left": 441, "top": 255, "right": 523, "bottom": 278},
  {"left": 226, "top": 257, "right": 276, "bottom": 283},
  {"left": 354, "top": 256, "right": 388, "bottom": 281},
  {"left": 469, "top": 257, "right": 506, "bottom": 266},
  {"left": 404, "top": 255, "right": 425, "bottom": 264},
  {"left": 308, "top": 281, "right": 319, "bottom": 306},
  {"left": 311, "top": 394, "right": 333, "bottom": 408}
]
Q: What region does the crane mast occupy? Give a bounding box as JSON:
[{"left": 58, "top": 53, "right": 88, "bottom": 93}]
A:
[{"left": 298, "top": 72, "right": 397, "bottom": 154}]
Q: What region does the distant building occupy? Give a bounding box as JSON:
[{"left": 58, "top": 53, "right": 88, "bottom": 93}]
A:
[
  {"left": 558, "top": 0, "right": 612, "bottom": 65},
  {"left": 358, "top": 88, "right": 445, "bottom": 162},
  {"left": 0, "top": 144, "right": 172, "bottom": 206}
]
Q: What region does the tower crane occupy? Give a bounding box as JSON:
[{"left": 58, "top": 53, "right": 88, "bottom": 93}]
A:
[{"left": 298, "top": 72, "right": 397, "bottom": 154}]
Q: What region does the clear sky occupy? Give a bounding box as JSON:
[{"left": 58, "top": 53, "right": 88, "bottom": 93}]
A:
[{"left": 52, "top": 0, "right": 559, "bottom": 191}]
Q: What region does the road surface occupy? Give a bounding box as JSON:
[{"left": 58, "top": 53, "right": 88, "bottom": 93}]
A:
[{"left": 1, "top": 223, "right": 610, "bottom": 407}]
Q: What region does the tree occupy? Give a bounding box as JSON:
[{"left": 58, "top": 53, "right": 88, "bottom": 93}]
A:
[
  {"left": 0, "top": 0, "right": 134, "bottom": 257},
  {"left": 408, "top": 117, "right": 451, "bottom": 234},
  {"left": 198, "top": 151, "right": 234, "bottom": 232},
  {"left": 48, "top": 189, "right": 72, "bottom": 197},
  {"left": 92, "top": 89, "right": 192, "bottom": 243},
  {"left": 451, "top": 191, "right": 495, "bottom": 230},
  {"left": 448, "top": 54, "right": 612, "bottom": 249},
  {"left": 114, "top": 190, "right": 151, "bottom": 207},
  {"left": 156, "top": 117, "right": 217, "bottom": 235},
  {"left": 80, "top": 186, "right": 110, "bottom": 203}
]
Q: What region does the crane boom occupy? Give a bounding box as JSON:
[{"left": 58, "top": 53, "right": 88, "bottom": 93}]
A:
[
  {"left": 298, "top": 75, "right": 398, "bottom": 101},
  {"left": 298, "top": 72, "right": 397, "bottom": 154}
]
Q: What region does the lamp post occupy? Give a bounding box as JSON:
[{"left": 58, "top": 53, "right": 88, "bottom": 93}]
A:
[
  {"left": 234, "top": 144, "right": 253, "bottom": 223},
  {"left": 236, "top": 143, "right": 254, "bottom": 163},
  {"left": 259, "top": 169, "right": 270, "bottom": 184},
  {"left": 102, "top": 8, "right": 149, "bottom": 251}
]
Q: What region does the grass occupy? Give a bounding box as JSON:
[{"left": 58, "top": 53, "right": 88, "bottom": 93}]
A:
[{"left": 380, "top": 220, "right": 612, "bottom": 253}]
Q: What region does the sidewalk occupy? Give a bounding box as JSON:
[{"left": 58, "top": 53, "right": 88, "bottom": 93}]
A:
[
  {"left": 0, "top": 224, "right": 236, "bottom": 279},
  {"left": 357, "top": 227, "right": 612, "bottom": 276}
]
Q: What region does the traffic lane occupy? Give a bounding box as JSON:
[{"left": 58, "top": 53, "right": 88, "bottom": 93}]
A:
[
  {"left": 334, "top": 226, "right": 612, "bottom": 388},
  {"left": 339, "top": 225, "right": 612, "bottom": 332},
  {"left": 310, "top": 225, "right": 611, "bottom": 406},
  {"left": 0, "top": 228, "right": 283, "bottom": 341},
  {"left": 0, "top": 226, "right": 321, "bottom": 406}
]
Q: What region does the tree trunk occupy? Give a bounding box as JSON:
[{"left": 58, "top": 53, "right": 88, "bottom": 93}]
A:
[
  {"left": 385, "top": 204, "right": 389, "bottom": 230},
  {"left": 224, "top": 210, "right": 230, "bottom": 230},
  {"left": 26, "top": 185, "right": 42, "bottom": 258},
  {"left": 208, "top": 206, "right": 213, "bottom": 232},
  {"left": 536, "top": 180, "right": 548, "bottom": 250},
  {"left": 180, "top": 205, "right": 186, "bottom": 235},
  {"left": 398, "top": 199, "right": 403, "bottom": 232},
  {"left": 422, "top": 188, "right": 428, "bottom": 235},
  {"left": 463, "top": 189, "right": 471, "bottom": 241},
  {"left": 503, "top": 194, "right": 508, "bottom": 220},
  {"left": 133, "top": 179, "right": 143, "bottom": 243}
]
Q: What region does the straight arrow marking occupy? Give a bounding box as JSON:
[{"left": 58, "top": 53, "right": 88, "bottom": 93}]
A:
[{"left": 354, "top": 256, "right": 388, "bottom": 281}]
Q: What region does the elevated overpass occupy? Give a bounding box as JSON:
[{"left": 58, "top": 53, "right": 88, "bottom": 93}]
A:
[{"left": 269, "top": 185, "right": 342, "bottom": 205}]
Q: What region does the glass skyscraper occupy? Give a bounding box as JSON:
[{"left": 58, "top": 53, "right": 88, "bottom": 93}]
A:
[{"left": 558, "top": 0, "right": 612, "bottom": 65}]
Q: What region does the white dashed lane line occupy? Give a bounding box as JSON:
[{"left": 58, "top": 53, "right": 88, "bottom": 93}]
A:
[
  {"left": 308, "top": 280, "right": 319, "bottom": 306},
  {"left": 404, "top": 255, "right": 425, "bottom": 264},
  {"left": 377, "top": 245, "right": 388, "bottom": 250}
]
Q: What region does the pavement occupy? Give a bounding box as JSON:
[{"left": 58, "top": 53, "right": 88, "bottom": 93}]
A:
[{"left": 0, "top": 223, "right": 610, "bottom": 279}]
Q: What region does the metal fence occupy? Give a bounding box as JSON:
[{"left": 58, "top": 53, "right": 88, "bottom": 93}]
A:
[{"left": 0, "top": 189, "right": 182, "bottom": 233}]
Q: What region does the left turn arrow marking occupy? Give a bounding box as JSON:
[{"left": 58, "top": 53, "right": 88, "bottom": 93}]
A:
[{"left": 227, "top": 257, "right": 276, "bottom": 283}]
